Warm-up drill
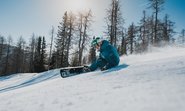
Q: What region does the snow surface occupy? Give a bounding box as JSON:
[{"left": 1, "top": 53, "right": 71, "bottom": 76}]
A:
[{"left": 0, "top": 46, "right": 185, "bottom": 111}]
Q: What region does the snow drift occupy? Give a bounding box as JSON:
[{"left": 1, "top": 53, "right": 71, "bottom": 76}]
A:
[{"left": 0, "top": 46, "right": 185, "bottom": 111}]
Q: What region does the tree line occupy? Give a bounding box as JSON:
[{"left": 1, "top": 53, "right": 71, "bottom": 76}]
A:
[
  {"left": 0, "top": 10, "right": 94, "bottom": 76},
  {"left": 0, "top": 0, "right": 185, "bottom": 76},
  {"left": 0, "top": 35, "right": 47, "bottom": 76},
  {"left": 105, "top": 0, "right": 184, "bottom": 55}
]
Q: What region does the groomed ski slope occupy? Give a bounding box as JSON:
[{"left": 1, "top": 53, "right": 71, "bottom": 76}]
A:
[{"left": 0, "top": 46, "right": 185, "bottom": 111}]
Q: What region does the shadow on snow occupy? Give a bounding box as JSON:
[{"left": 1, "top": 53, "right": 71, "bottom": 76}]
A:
[
  {"left": 0, "top": 70, "right": 60, "bottom": 93},
  {"left": 102, "top": 64, "right": 129, "bottom": 74}
]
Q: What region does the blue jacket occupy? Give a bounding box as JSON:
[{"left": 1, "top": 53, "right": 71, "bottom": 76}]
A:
[{"left": 90, "top": 40, "right": 120, "bottom": 71}]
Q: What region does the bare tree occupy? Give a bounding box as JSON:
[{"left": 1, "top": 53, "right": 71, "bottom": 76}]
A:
[
  {"left": 120, "top": 28, "right": 128, "bottom": 55},
  {"left": 105, "top": 0, "right": 124, "bottom": 47},
  {"left": 4, "top": 36, "right": 13, "bottom": 75},
  {"left": 127, "top": 23, "right": 136, "bottom": 54},
  {"left": 146, "top": 14, "right": 155, "bottom": 44},
  {"left": 0, "top": 35, "right": 6, "bottom": 75},
  {"left": 55, "top": 11, "right": 77, "bottom": 68},
  {"left": 33, "top": 36, "right": 46, "bottom": 72},
  {"left": 148, "top": 0, "right": 165, "bottom": 45},
  {"left": 29, "top": 33, "right": 36, "bottom": 72},
  {"left": 77, "top": 12, "right": 84, "bottom": 66},
  {"left": 77, "top": 10, "right": 93, "bottom": 66},
  {"left": 13, "top": 36, "right": 26, "bottom": 73},
  {"left": 162, "top": 14, "right": 175, "bottom": 44},
  {"left": 56, "top": 11, "right": 68, "bottom": 67},
  {"left": 40, "top": 36, "right": 47, "bottom": 71},
  {"left": 0, "top": 35, "right": 5, "bottom": 61},
  {"left": 182, "top": 29, "right": 185, "bottom": 44},
  {"left": 179, "top": 29, "right": 185, "bottom": 44},
  {"left": 48, "top": 26, "right": 55, "bottom": 70},
  {"left": 139, "top": 10, "right": 148, "bottom": 51},
  {"left": 66, "top": 12, "right": 75, "bottom": 66}
]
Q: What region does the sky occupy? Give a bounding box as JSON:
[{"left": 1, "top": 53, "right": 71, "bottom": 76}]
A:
[{"left": 0, "top": 0, "right": 185, "bottom": 44}]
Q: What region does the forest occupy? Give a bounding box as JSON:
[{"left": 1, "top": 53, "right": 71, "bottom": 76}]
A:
[{"left": 0, "top": 0, "right": 184, "bottom": 76}]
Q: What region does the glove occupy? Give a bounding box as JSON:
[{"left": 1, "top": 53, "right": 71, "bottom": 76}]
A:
[{"left": 100, "top": 66, "right": 107, "bottom": 71}]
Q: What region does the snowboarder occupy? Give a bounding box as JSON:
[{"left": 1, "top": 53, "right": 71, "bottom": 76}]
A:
[
  {"left": 60, "top": 37, "right": 120, "bottom": 78},
  {"left": 86, "top": 37, "right": 120, "bottom": 71}
]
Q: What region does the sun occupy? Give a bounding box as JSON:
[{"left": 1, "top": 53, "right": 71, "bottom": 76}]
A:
[{"left": 66, "top": 0, "right": 90, "bottom": 12}]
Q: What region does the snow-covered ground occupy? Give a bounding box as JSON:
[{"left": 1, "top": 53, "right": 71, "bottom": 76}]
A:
[{"left": 0, "top": 46, "right": 185, "bottom": 111}]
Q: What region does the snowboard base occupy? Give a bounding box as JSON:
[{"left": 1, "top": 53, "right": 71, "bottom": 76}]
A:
[{"left": 60, "top": 66, "right": 88, "bottom": 78}]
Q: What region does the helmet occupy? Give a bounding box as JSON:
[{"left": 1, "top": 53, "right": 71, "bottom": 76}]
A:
[{"left": 91, "top": 37, "right": 101, "bottom": 47}]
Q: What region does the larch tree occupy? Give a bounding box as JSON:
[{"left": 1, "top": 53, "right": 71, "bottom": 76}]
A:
[
  {"left": 148, "top": 0, "right": 165, "bottom": 45},
  {"left": 29, "top": 33, "right": 36, "bottom": 72},
  {"left": 4, "top": 36, "right": 13, "bottom": 75},
  {"left": 56, "top": 11, "right": 69, "bottom": 68},
  {"left": 105, "top": 0, "right": 124, "bottom": 47},
  {"left": 77, "top": 10, "right": 93, "bottom": 66},
  {"left": 0, "top": 35, "right": 5, "bottom": 61},
  {"left": 48, "top": 26, "right": 55, "bottom": 70},
  {"left": 127, "top": 23, "right": 136, "bottom": 54}
]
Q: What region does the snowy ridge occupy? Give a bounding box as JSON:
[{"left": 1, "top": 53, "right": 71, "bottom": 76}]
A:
[{"left": 0, "top": 46, "right": 185, "bottom": 111}]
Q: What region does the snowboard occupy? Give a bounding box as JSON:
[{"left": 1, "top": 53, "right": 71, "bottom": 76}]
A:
[{"left": 60, "top": 66, "right": 89, "bottom": 78}]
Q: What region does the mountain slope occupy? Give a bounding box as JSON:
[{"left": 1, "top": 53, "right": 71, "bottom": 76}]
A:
[{"left": 0, "top": 46, "right": 185, "bottom": 111}]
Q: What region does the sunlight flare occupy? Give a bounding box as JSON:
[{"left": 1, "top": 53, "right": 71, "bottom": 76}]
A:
[{"left": 66, "top": 0, "right": 90, "bottom": 12}]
